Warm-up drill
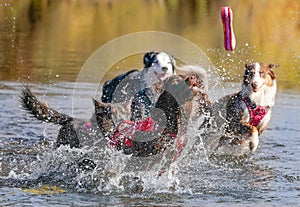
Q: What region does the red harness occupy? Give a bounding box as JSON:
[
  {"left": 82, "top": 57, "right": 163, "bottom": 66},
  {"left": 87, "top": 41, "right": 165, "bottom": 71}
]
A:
[
  {"left": 109, "top": 116, "right": 183, "bottom": 153},
  {"left": 243, "top": 98, "right": 270, "bottom": 127}
]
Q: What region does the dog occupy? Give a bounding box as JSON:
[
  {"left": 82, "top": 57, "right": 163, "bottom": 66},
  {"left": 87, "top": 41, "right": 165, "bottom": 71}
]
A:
[
  {"left": 98, "top": 52, "right": 211, "bottom": 137},
  {"left": 94, "top": 71, "right": 211, "bottom": 157},
  {"left": 200, "top": 62, "right": 278, "bottom": 155},
  {"left": 98, "top": 51, "right": 176, "bottom": 137},
  {"left": 20, "top": 50, "right": 208, "bottom": 152},
  {"left": 101, "top": 51, "right": 176, "bottom": 104},
  {"left": 20, "top": 86, "right": 100, "bottom": 149}
]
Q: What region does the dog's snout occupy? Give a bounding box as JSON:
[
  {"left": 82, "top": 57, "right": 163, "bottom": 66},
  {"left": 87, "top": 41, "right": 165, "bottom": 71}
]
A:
[
  {"left": 189, "top": 75, "right": 199, "bottom": 86},
  {"left": 161, "top": 67, "right": 168, "bottom": 72},
  {"left": 252, "top": 81, "right": 258, "bottom": 88}
]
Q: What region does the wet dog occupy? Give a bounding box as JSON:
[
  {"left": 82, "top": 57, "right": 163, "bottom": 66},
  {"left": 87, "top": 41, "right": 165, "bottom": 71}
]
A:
[
  {"left": 20, "top": 86, "right": 99, "bottom": 148},
  {"left": 98, "top": 51, "right": 176, "bottom": 137},
  {"left": 94, "top": 72, "right": 211, "bottom": 157},
  {"left": 101, "top": 51, "right": 176, "bottom": 104},
  {"left": 201, "top": 63, "right": 278, "bottom": 155},
  {"left": 22, "top": 51, "right": 171, "bottom": 148}
]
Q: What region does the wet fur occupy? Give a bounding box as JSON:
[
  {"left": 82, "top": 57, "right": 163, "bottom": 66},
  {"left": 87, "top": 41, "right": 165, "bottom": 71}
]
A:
[
  {"left": 201, "top": 63, "right": 278, "bottom": 155},
  {"left": 21, "top": 87, "right": 80, "bottom": 148},
  {"left": 95, "top": 74, "right": 211, "bottom": 157},
  {"left": 101, "top": 51, "right": 176, "bottom": 104}
]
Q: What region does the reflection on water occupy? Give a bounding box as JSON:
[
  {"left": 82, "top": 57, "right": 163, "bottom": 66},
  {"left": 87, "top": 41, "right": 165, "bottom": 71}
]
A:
[{"left": 0, "top": 0, "right": 299, "bottom": 90}]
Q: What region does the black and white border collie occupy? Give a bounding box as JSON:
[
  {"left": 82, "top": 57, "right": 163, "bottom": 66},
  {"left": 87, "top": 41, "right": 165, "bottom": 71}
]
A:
[
  {"left": 201, "top": 62, "right": 278, "bottom": 155},
  {"left": 20, "top": 51, "right": 175, "bottom": 149},
  {"left": 101, "top": 51, "right": 176, "bottom": 104}
]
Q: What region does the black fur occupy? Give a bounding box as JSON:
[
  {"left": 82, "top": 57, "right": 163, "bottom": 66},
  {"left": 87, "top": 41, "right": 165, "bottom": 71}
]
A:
[
  {"left": 101, "top": 70, "right": 138, "bottom": 103},
  {"left": 94, "top": 75, "right": 195, "bottom": 157},
  {"left": 20, "top": 86, "right": 73, "bottom": 125},
  {"left": 20, "top": 86, "right": 80, "bottom": 148}
]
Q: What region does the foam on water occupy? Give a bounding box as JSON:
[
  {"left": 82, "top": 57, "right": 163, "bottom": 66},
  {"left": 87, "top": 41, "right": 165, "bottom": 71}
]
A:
[
  {"left": 1, "top": 81, "right": 300, "bottom": 206},
  {"left": 1, "top": 65, "right": 228, "bottom": 194}
]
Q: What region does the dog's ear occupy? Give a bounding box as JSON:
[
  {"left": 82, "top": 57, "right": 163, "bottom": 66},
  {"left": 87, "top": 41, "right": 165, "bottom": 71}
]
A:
[
  {"left": 268, "top": 64, "right": 279, "bottom": 69},
  {"left": 245, "top": 63, "right": 252, "bottom": 68},
  {"left": 143, "top": 51, "right": 156, "bottom": 68},
  {"left": 267, "top": 64, "right": 278, "bottom": 80},
  {"left": 169, "top": 55, "right": 176, "bottom": 72}
]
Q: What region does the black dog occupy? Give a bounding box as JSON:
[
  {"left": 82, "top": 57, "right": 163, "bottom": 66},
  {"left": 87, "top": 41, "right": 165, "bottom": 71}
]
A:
[
  {"left": 20, "top": 74, "right": 193, "bottom": 156},
  {"left": 94, "top": 74, "right": 210, "bottom": 157}
]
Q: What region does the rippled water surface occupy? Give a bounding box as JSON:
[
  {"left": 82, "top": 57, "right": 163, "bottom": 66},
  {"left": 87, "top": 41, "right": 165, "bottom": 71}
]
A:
[
  {"left": 0, "top": 0, "right": 299, "bottom": 206},
  {"left": 0, "top": 82, "right": 299, "bottom": 206}
]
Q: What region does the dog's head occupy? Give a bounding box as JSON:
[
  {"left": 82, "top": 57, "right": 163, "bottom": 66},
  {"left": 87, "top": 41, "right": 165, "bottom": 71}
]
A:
[
  {"left": 162, "top": 75, "right": 194, "bottom": 106},
  {"left": 143, "top": 51, "right": 176, "bottom": 82},
  {"left": 243, "top": 62, "right": 278, "bottom": 93}
]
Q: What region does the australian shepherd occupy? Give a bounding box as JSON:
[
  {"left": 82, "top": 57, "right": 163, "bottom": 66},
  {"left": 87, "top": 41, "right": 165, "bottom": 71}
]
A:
[{"left": 201, "top": 62, "right": 278, "bottom": 155}]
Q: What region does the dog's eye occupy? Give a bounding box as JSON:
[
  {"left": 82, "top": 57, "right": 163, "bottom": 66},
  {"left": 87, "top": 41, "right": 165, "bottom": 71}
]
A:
[
  {"left": 259, "top": 71, "right": 265, "bottom": 78},
  {"left": 152, "top": 57, "right": 159, "bottom": 64},
  {"left": 244, "top": 69, "right": 254, "bottom": 77}
]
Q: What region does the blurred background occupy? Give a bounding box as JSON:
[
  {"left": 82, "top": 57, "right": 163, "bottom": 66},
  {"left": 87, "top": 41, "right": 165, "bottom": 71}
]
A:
[{"left": 0, "top": 0, "right": 299, "bottom": 91}]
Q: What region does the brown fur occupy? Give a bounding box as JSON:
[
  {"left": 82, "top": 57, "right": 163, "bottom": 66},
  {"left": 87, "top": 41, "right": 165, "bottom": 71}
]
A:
[
  {"left": 201, "top": 63, "right": 278, "bottom": 155},
  {"left": 95, "top": 74, "right": 211, "bottom": 157}
]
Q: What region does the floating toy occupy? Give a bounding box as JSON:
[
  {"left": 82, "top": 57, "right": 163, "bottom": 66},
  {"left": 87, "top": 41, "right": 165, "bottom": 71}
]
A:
[{"left": 221, "top": 6, "right": 236, "bottom": 51}]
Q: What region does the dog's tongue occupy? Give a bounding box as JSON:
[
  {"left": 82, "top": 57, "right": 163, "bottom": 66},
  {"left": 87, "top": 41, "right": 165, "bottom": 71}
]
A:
[
  {"left": 156, "top": 72, "right": 166, "bottom": 81},
  {"left": 252, "top": 86, "right": 258, "bottom": 92},
  {"left": 160, "top": 74, "right": 166, "bottom": 80},
  {"left": 191, "top": 86, "right": 200, "bottom": 95}
]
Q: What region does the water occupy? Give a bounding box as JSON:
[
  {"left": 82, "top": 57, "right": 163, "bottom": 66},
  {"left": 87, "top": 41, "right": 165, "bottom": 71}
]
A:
[
  {"left": 1, "top": 0, "right": 299, "bottom": 206},
  {"left": 0, "top": 81, "right": 299, "bottom": 206}
]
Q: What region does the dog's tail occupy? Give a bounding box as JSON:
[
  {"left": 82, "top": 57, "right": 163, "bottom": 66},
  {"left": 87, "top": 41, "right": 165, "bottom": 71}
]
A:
[{"left": 20, "top": 86, "right": 73, "bottom": 125}]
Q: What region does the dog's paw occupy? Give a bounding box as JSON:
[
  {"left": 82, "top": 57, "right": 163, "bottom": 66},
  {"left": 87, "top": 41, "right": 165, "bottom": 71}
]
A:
[
  {"left": 132, "top": 177, "right": 144, "bottom": 193},
  {"left": 77, "top": 158, "right": 96, "bottom": 171}
]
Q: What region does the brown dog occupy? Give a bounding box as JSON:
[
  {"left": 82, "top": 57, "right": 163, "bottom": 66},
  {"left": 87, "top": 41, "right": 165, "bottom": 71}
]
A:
[
  {"left": 94, "top": 73, "right": 211, "bottom": 157},
  {"left": 200, "top": 63, "right": 278, "bottom": 155}
]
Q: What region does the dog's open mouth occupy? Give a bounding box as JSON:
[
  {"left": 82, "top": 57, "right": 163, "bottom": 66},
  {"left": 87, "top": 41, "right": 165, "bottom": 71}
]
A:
[
  {"left": 252, "top": 86, "right": 261, "bottom": 92},
  {"left": 188, "top": 75, "right": 200, "bottom": 95},
  {"left": 154, "top": 71, "right": 168, "bottom": 81},
  {"left": 251, "top": 82, "right": 264, "bottom": 93}
]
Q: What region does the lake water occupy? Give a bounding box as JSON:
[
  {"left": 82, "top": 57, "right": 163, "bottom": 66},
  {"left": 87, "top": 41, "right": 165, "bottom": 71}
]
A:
[
  {"left": 0, "top": 0, "right": 299, "bottom": 206},
  {"left": 0, "top": 81, "right": 299, "bottom": 206}
]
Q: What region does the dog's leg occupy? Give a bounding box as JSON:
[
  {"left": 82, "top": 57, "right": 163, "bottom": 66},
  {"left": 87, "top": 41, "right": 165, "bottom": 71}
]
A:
[
  {"left": 56, "top": 122, "right": 80, "bottom": 148},
  {"left": 249, "top": 127, "right": 259, "bottom": 152},
  {"left": 237, "top": 124, "right": 259, "bottom": 153},
  {"left": 257, "top": 111, "right": 271, "bottom": 135}
]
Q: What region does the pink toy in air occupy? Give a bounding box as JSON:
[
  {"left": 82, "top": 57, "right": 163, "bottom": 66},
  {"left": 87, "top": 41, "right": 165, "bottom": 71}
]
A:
[{"left": 221, "top": 6, "right": 236, "bottom": 51}]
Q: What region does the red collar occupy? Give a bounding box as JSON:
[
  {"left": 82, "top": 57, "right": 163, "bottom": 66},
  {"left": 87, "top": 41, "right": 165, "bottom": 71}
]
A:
[{"left": 242, "top": 97, "right": 270, "bottom": 127}]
